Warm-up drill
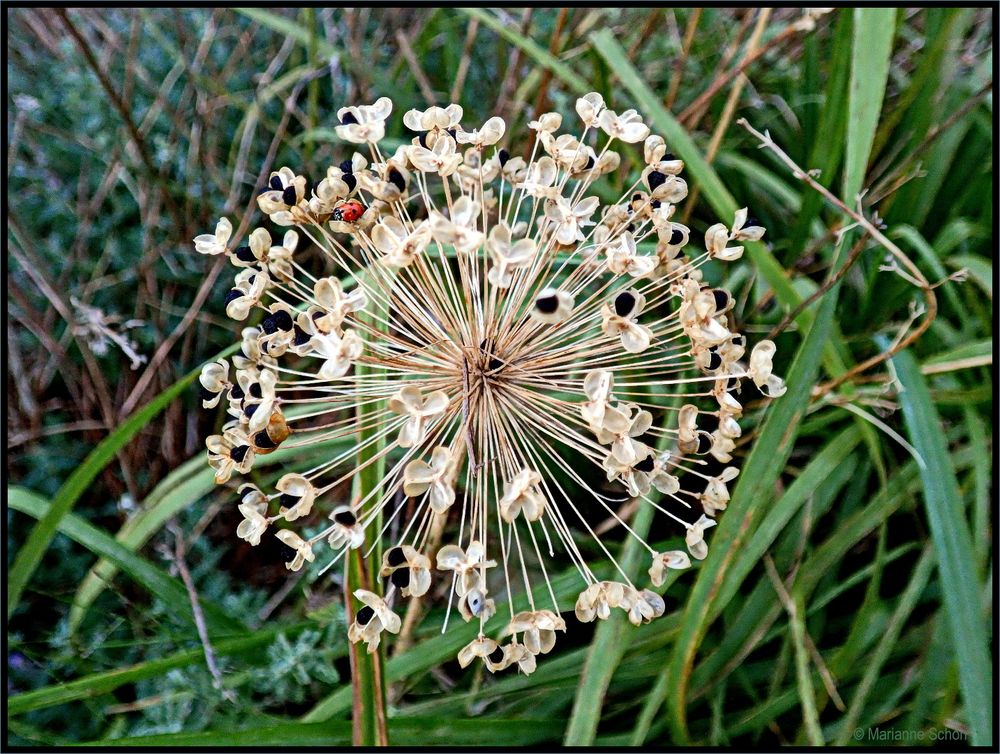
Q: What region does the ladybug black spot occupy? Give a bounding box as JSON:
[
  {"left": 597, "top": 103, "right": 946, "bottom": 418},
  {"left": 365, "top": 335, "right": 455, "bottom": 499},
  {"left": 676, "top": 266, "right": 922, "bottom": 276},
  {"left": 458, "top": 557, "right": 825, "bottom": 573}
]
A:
[
  {"left": 281, "top": 185, "right": 298, "bottom": 206},
  {"left": 230, "top": 445, "right": 250, "bottom": 463},
  {"left": 387, "top": 546, "right": 407, "bottom": 567},
  {"left": 648, "top": 170, "right": 667, "bottom": 190},
  {"left": 334, "top": 509, "right": 357, "bottom": 526},
  {"left": 614, "top": 291, "right": 636, "bottom": 317},
  {"left": 356, "top": 605, "right": 375, "bottom": 625},
  {"left": 387, "top": 167, "right": 406, "bottom": 192},
  {"left": 390, "top": 568, "right": 410, "bottom": 589},
  {"left": 235, "top": 245, "right": 256, "bottom": 263},
  {"left": 635, "top": 455, "right": 655, "bottom": 473},
  {"left": 535, "top": 294, "right": 559, "bottom": 314},
  {"left": 340, "top": 111, "right": 359, "bottom": 125}
]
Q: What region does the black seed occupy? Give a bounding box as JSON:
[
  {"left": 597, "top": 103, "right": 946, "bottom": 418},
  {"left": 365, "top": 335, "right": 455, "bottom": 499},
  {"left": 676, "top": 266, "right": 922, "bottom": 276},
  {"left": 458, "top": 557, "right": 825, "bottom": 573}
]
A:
[
  {"left": 254, "top": 430, "right": 278, "bottom": 450},
  {"left": 650, "top": 200, "right": 661, "bottom": 209},
  {"left": 261, "top": 316, "right": 278, "bottom": 335},
  {"left": 632, "top": 193, "right": 643, "bottom": 202},
  {"left": 312, "top": 310, "right": 324, "bottom": 322},
  {"left": 713, "top": 289, "right": 730, "bottom": 311},
  {"left": 235, "top": 245, "right": 256, "bottom": 263},
  {"left": 224, "top": 289, "right": 242, "bottom": 306},
  {"left": 230, "top": 384, "right": 245, "bottom": 400},
  {"left": 635, "top": 455, "right": 655, "bottom": 473},
  {"left": 664, "top": 152, "right": 676, "bottom": 161},
  {"left": 278, "top": 542, "right": 298, "bottom": 561},
  {"left": 669, "top": 228, "right": 685, "bottom": 246},
  {"left": 279, "top": 493, "right": 298, "bottom": 509},
  {"left": 584, "top": 154, "right": 595, "bottom": 171},
  {"left": 340, "top": 159, "right": 354, "bottom": 174},
  {"left": 230, "top": 445, "right": 250, "bottom": 463},
  {"left": 498, "top": 148, "right": 510, "bottom": 167},
  {"left": 614, "top": 291, "right": 636, "bottom": 317},
  {"left": 744, "top": 216, "right": 761, "bottom": 229},
  {"left": 696, "top": 434, "right": 712, "bottom": 455},
  {"left": 626, "top": 223, "right": 635, "bottom": 233},
  {"left": 707, "top": 350, "right": 722, "bottom": 371},
  {"left": 340, "top": 111, "right": 359, "bottom": 125},
  {"left": 249, "top": 382, "right": 263, "bottom": 399},
  {"left": 446, "top": 128, "right": 457, "bottom": 139},
  {"left": 390, "top": 568, "right": 410, "bottom": 589},
  {"left": 535, "top": 294, "right": 559, "bottom": 314},
  {"left": 732, "top": 334, "right": 745, "bottom": 347},
  {"left": 257, "top": 185, "right": 270, "bottom": 195},
  {"left": 343, "top": 173, "right": 357, "bottom": 193},
  {"left": 418, "top": 131, "right": 430, "bottom": 148},
  {"left": 488, "top": 646, "right": 505, "bottom": 664},
  {"left": 727, "top": 376, "right": 740, "bottom": 390},
  {"left": 648, "top": 170, "right": 667, "bottom": 190},
  {"left": 387, "top": 166, "right": 406, "bottom": 192},
  {"left": 489, "top": 358, "right": 503, "bottom": 371},
  {"left": 356, "top": 605, "right": 375, "bottom": 625},
  {"left": 281, "top": 185, "right": 298, "bottom": 206},
  {"left": 293, "top": 325, "right": 310, "bottom": 346},
  {"left": 244, "top": 403, "right": 258, "bottom": 419},
  {"left": 198, "top": 385, "right": 218, "bottom": 401},
  {"left": 334, "top": 509, "right": 358, "bottom": 526},
  {"left": 302, "top": 177, "right": 312, "bottom": 197},
  {"left": 387, "top": 546, "right": 407, "bottom": 567},
  {"left": 269, "top": 176, "right": 283, "bottom": 190},
  {"left": 273, "top": 310, "right": 294, "bottom": 331}
]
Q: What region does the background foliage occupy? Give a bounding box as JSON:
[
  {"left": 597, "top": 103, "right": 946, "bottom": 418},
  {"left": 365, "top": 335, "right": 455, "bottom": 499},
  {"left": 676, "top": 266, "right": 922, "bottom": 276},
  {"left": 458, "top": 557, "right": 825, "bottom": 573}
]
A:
[{"left": 6, "top": 7, "right": 994, "bottom": 747}]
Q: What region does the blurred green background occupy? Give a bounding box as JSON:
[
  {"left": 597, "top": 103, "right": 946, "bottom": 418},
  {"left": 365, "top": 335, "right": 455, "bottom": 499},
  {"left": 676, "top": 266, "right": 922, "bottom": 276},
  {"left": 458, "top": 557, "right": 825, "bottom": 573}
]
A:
[{"left": 6, "top": 7, "right": 993, "bottom": 747}]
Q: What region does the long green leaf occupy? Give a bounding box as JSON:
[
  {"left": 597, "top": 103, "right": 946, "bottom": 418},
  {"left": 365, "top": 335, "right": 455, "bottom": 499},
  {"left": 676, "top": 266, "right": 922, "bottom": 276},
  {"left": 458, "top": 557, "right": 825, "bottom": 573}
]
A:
[
  {"left": 842, "top": 8, "right": 896, "bottom": 200},
  {"left": 7, "top": 347, "right": 234, "bottom": 618},
  {"left": 7, "top": 487, "right": 242, "bottom": 635},
  {"left": 459, "top": 8, "right": 589, "bottom": 94},
  {"left": 889, "top": 347, "right": 992, "bottom": 745}
]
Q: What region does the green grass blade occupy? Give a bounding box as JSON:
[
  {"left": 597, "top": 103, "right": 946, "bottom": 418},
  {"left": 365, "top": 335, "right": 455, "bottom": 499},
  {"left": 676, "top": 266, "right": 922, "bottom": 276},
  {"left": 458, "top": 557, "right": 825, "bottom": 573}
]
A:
[
  {"left": 460, "top": 8, "right": 589, "bottom": 94},
  {"left": 665, "top": 254, "right": 845, "bottom": 742},
  {"left": 842, "top": 8, "right": 896, "bottom": 200},
  {"left": 563, "top": 501, "right": 654, "bottom": 745},
  {"left": 7, "top": 486, "right": 243, "bottom": 635},
  {"left": 7, "top": 347, "right": 235, "bottom": 618},
  {"left": 789, "top": 594, "right": 823, "bottom": 746},
  {"left": 832, "top": 547, "right": 935, "bottom": 745},
  {"left": 888, "top": 347, "right": 992, "bottom": 745},
  {"left": 7, "top": 625, "right": 298, "bottom": 715}
]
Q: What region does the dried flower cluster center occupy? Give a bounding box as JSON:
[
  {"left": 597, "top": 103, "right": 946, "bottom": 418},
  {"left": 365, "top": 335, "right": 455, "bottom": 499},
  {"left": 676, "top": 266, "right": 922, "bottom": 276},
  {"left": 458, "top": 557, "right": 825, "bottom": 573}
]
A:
[{"left": 194, "top": 92, "right": 786, "bottom": 675}]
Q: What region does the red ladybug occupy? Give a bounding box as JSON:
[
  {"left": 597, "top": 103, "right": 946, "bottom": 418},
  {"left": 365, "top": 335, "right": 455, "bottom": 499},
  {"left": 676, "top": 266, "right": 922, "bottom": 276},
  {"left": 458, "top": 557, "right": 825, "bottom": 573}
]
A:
[{"left": 331, "top": 199, "right": 365, "bottom": 223}]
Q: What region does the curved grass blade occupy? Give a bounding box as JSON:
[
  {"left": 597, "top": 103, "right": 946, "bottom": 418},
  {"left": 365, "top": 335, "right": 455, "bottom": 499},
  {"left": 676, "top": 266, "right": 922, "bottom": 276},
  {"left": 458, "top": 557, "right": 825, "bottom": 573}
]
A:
[
  {"left": 7, "top": 486, "right": 242, "bottom": 635},
  {"left": 7, "top": 345, "right": 236, "bottom": 618},
  {"left": 888, "top": 347, "right": 992, "bottom": 745}
]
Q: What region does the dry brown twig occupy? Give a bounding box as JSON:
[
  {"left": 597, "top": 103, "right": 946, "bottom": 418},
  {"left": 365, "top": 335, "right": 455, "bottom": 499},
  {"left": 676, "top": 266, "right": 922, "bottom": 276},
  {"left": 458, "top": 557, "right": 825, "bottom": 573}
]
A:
[{"left": 737, "top": 118, "right": 940, "bottom": 399}]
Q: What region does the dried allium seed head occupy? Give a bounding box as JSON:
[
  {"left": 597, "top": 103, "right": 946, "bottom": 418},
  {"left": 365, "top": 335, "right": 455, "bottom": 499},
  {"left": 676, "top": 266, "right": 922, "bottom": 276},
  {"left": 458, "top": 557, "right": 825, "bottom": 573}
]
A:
[{"left": 193, "top": 92, "right": 786, "bottom": 673}]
